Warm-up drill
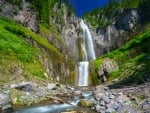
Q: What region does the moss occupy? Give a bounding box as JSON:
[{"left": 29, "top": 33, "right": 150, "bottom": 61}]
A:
[
  {"left": 39, "top": 25, "right": 50, "bottom": 35},
  {"left": 89, "top": 61, "right": 99, "bottom": 86},
  {"left": 64, "top": 71, "right": 76, "bottom": 85},
  {"left": 78, "top": 99, "right": 93, "bottom": 108}
]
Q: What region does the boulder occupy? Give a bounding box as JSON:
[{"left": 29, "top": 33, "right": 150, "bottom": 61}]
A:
[
  {"left": 10, "top": 82, "right": 33, "bottom": 92},
  {"left": 97, "top": 58, "right": 118, "bottom": 82},
  {"left": 74, "top": 90, "right": 82, "bottom": 96},
  {"left": 78, "top": 99, "right": 93, "bottom": 108},
  {"left": 47, "top": 83, "right": 57, "bottom": 90},
  {"left": 0, "top": 93, "right": 12, "bottom": 112}
]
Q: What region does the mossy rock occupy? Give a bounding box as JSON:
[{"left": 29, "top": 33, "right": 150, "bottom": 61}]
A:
[{"left": 78, "top": 99, "right": 93, "bottom": 108}]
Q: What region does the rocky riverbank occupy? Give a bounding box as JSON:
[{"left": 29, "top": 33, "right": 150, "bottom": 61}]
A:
[
  {"left": 92, "top": 83, "right": 150, "bottom": 113},
  {"left": 0, "top": 82, "right": 150, "bottom": 113}
]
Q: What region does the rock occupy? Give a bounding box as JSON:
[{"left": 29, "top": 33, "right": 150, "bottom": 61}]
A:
[
  {"left": 11, "top": 82, "right": 32, "bottom": 92},
  {"left": 97, "top": 58, "right": 119, "bottom": 82},
  {"left": 95, "top": 104, "right": 106, "bottom": 113},
  {"left": 22, "top": 84, "right": 32, "bottom": 92},
  {"left": 116, "top": 93, "right": 130, "bottom": 103},
  {"left": 109, "top": 93, "right": 115, "bottom": 99},
  {"left": 12, "top": 97, "right": 17, "bottom": 105},
  {"left": 47, "top": 83, "right": 57, "bottom": 90},
  {"left": 99, "top": 99, "right": 105, "bottom": 106},
  {"left": 102, "top": 96, "right": 110, "bottom": 104},
  {"left": 105, "top": 108, "right": 116, "bottom": 113},
  {"left": 74, "top": 90, "right": 82, "bottom": 95},
  {"left": 78, "top": 99, "right": 93, "bottom": 108},
  {"left": 61, "top": 111, "right": 77, "bottom": 113},
  {"left": 36, "top": 87, "right": 46, "bottom": 97},
  {"left": 14, "top": 0, "right": 38, "bottom": 32},
  {"left": 0, "top": 93, "right": 12, "bottom": 111},
  {"left": 116, "top": 9, "right": 139, "bottom": 32},
  {"left": 94, "top": 92, "right": 104, "bottom": 101},
  {"left": 139, "top": 99, "right": 150, "bottom": 110},
  {"left": 0, "top": 93, "right": 11, "bottom": 105}
]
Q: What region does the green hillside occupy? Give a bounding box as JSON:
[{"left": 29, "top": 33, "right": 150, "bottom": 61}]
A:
[
  {"left": 94, "top": 25, "right": 150, "bottom": 85},
  {"left": 0, "top": 17, "right": 63, "bottom": 85}
]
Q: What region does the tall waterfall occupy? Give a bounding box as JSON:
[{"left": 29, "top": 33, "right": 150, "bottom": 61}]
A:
[{"left": 77, "top": 19, "right": 96, "bottom": 86}]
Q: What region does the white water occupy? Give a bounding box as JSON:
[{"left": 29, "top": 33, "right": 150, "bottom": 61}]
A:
[
  {"left": 15, "top": 104, "right": 76, "bottom": 113},
  {"left": 80, "top": 20, "right": 96, "bottom": 60},
  {"left": 78, "top": 62, "right": 89, "bottom": 86},
  {"left": 78, "top": 19, "right": 96, "bottom": 86}
]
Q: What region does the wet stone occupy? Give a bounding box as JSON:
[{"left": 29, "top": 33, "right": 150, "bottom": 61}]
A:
[{"left": 102, "top": 96, "right": 110, "bottom": 104}]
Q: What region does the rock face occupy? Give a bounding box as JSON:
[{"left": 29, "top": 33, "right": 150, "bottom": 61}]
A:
[
  {"left": 115, "top": 9, "right": 139, "bottom": 32},
  {"left": 14, "top": 0, "right": 38, "bottom": 32},
  {"left": 92, "top": 9, "right": 140, "bottom": 57},
  {"left": 97, "top": 58, "right": 119, "bottom": 82},
  {"left": 61, "top": 15, "right": 81, "bottom": 61},
  {"left": 0, "top": 0, "right": 38, "bottom": 32}
]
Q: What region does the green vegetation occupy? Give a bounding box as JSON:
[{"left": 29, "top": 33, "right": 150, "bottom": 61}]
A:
[
  {"left": 31, "top": 0, "right": 73, "bottom": 28},
  {"left": 6, "top": 0, "right": 22, "bottom": 6},
  {"left": 84, "top": 0, "right": 140, "bottom": 28},
  {"left": 94, "top": 26, "right": 150, "bottom": 85},
  {"left": 0, "top": 17, "right": 63, "bottom": 63},
  {"left": 0, "top": 17, "right": 65, "bottom": 85}
]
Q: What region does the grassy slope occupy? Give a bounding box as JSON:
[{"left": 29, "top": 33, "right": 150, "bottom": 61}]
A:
[
  {"left": 0, "top": 17, "right": 63, "bottom": 85},
  {"left": 94, "top": 25, "right": 150, "bottom": 85}
]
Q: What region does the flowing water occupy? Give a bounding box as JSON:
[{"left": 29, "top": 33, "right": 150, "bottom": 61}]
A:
[
  {"left": 14, "top": 90, "right": 96, "bottom": 113},
  {"left": 14, "top": 104, "right": 76, "bottom": 113},
  {"left": 77, "top": 19, "right": 96, "bottom": 86},
  {"left": 78, "top": 61, "right": 89, "bottom": 86}
]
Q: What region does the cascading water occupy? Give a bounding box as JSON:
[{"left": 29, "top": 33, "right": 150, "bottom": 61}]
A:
[{"left": 77, "top": 19, "right": 96, "bottom": 86}]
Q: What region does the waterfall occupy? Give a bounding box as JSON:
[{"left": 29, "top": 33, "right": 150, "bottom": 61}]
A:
[
  {"left": 77, "top": 19, "right": 96, "bottom": 86},
  {"left": 80, "top": 20, "right": 96, "bottom": 60}
]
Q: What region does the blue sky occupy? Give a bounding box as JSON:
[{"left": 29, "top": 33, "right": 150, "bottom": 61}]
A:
[{"left": 67, "top": 0, "right": 110, "bottom": 17}]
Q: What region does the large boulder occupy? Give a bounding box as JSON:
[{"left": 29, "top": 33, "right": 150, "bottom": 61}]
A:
[
  {"left": 0, "top": 93, "right": 12, "bottom": 112},
  {"left": 10, "top": 82, "right": 33, "bottom": 92},
  {"left": 97, "top": 58, "right": 119, "bottom": 82}
]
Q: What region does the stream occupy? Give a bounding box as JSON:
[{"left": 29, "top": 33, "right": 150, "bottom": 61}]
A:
[
  {"left": 13, "top": 90, "right": 96, "bottom": 113},
  {"left": 14, "top": 104, "right": 76, "bottom": 113}
]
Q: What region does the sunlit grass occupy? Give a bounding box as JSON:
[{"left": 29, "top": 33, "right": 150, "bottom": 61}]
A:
[{"left": 0, "top": 17, "right": 63, "bottom": 63}]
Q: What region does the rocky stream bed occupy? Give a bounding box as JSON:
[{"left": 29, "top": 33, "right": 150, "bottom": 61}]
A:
[{"left": 0, "top": 82, "right": 150, "bottom": 113}]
